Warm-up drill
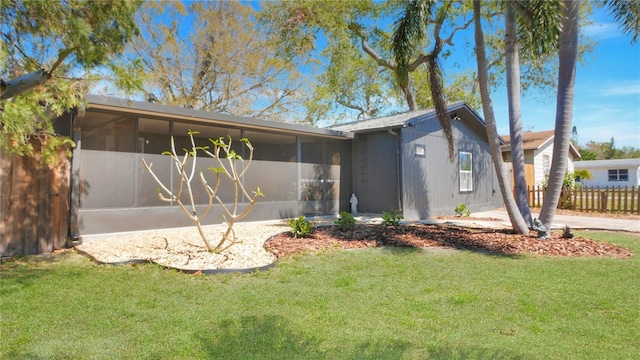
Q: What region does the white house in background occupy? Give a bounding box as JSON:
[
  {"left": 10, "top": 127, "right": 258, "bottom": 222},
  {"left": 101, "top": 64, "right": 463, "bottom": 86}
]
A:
[
  {"left": 574, "top": 158, "right": 640, "bottom": 188},
  {"left": 501, "top": 130, "right": 581, "bottom": 187}
]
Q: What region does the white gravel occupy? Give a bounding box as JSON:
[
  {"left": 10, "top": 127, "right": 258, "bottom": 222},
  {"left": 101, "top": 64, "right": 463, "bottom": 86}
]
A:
[{"left": 75, "top": 220, "right": 292, "bottom": 271}]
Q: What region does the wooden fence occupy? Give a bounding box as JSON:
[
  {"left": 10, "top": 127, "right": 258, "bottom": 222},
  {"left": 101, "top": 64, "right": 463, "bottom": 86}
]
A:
[
  {"left": 528, "top": 185, "right": 640, "bottom": 214},
  {"left": 1, "top": 148, "right": 71, "bottom": 257}
]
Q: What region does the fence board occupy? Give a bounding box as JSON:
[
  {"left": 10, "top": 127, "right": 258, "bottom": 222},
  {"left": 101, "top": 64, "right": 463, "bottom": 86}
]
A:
[
  {"left": 527, "top": 185, "right": 640, "bottom": 215},
  {"left": 1, "top": 148, "right": 71, "bottom": 257}
]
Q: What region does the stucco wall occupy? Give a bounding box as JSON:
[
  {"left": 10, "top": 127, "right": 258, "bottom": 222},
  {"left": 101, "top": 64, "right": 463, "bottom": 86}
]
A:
[{"left": 575, "top": 163, "right": 640, "bottom": 188}]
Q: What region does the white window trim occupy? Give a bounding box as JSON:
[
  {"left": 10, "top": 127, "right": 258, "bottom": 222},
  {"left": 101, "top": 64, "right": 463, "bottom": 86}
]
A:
[
  {"left": 608, "top": 169, "right": 629, "bottom": 182},
  {"left": 459, "top": 151, "right": 473, "bottom": 192}
]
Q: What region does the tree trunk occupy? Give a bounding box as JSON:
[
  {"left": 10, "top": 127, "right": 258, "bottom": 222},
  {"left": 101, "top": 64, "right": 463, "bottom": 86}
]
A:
[
  {"left": 539, "top": 0, "right": 579, "bottom": 229},
  {"left": 505, "top": 3, "right": 533, "bottom": 227},
  {"left": 473, "top": 0, "right": 529, "bottom": 234}
]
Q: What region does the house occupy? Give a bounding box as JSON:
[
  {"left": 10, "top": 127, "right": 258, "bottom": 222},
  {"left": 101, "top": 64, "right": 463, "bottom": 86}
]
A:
[
  {"left": 331, "top": 102, "right": 502, "bottom": 220},
  {"left": 56, "top": 94, "right": 355, "bottom": 236},
  {"left": 40, "top": 96, "right": 501, "bottom": 240},
  {"left": 501, "top": 130, "right": 581, "bottom": 187},
  {"left": 574, "top": 158, "right": 640, "bottom": 188}
]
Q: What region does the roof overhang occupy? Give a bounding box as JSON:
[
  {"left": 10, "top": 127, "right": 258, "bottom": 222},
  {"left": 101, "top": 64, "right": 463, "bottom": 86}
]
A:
[{"left": 83, "top": 94, "right": 354, "bottom": 140}]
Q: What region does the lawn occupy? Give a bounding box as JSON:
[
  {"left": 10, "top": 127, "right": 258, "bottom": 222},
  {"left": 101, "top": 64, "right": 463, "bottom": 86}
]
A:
[{"left": 1, "top": 231, "right": 639, "bottom": 359}]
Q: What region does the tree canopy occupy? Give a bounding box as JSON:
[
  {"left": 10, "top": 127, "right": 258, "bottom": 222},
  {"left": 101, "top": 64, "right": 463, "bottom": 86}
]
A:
[
  {"left": 126, "top": 1, "right": 308, "bottom": 122},
  {"left": 1, "top": 0, "right": 143, "bottom": 165}
]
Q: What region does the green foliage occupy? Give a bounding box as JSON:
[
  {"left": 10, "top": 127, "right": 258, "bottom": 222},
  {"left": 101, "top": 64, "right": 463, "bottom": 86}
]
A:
[
  {"left": 1, "top": 0, "right": 143, "bottom": 164},
  {"left": 381, "top": 210, "right": 402, "bottom": 227},
  {"left": 578, "top": 138, "right": 640, "bottom": 160},
  {"left": 288, "top": 216, "right": 313, "bottom": 238},
  {"left": 454, "top": 203, "right": 471, "bottom": 217},
  {"left": 335, "top": 211, "right": 356, "bottom": 231},
  {"left": 3, "top": 231, "right": 639, "bottom": 359}
]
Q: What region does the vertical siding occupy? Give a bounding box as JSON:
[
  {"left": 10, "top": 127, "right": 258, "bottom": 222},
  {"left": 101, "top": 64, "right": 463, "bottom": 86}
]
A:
[
  {"left": 352, "top": 132, "right": 399, "bottom": 213},
  {"left": 400, "top": 117, "right": 497, "bottom": 220},
  {"left": 533, "top": 142, "right": 554, "bottom": 186}
]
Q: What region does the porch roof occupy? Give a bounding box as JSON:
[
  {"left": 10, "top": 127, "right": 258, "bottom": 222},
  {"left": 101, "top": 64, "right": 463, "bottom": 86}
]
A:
[{"left": 83, "top": 94, "right": 354, "bottom": 140}]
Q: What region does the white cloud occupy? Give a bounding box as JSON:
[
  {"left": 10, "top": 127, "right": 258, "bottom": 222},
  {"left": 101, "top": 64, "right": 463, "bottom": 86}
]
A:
[
  {"left": 582, "top": 22, "right": 622, "bottom": 40},
  {"left": 600, "top": 80, "right": 640, "bottom": 97}
]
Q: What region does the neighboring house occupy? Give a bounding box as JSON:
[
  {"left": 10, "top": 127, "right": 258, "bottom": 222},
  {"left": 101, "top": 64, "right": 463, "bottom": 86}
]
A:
[
  {"left": 47, "top": 96, "right": 502, "bottom": 238},
  {"left": 574, "top": 158, "right": 640, "bottom": 188},
  {"left": 501, "top": 130, "right": 581, "bottom": 187},
  {"left": 332, "top": 102, "right": 502, "bottom": 220}
]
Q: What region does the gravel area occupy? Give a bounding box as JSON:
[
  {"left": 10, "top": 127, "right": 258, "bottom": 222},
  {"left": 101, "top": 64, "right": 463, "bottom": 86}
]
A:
[{"left": 75, "top": 220, "right": 292, "bottom": 271}]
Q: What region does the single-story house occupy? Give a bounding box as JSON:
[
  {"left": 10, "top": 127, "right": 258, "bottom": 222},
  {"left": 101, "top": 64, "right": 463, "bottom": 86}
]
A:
[
  {"left": 574, "top": 158, "right": 640, "bottom": 188},
  {"left": 331, "top": 102, "right": 502, "bottom": 220},
  {"left": 501, "top": 130, "right": 581, "bottom": 187},
  {"left": 46, "top": 96, "right": 502, "bottom": 239},
  {"left": 55, "top": 94, "right": 354, "bottom": 237}
]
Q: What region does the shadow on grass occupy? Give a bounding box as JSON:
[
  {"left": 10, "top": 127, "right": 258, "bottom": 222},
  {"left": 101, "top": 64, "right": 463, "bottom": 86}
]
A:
[
  {"left": 198, "top": 315, "right": 414, "bottom": 359},
  {"left": 0, "top": 252, "right": 87, "bottom": 294},
  {"left": 324, "top": 224, "right": 523, "bottom": 259},
  {"left": 198, "top": 315, "right": 527, "bottom": 359}
]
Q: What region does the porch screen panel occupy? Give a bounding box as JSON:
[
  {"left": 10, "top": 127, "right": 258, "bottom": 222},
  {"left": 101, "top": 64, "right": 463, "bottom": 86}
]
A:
[
  {"left": 243, "top": 131, "right": 298, "bottom": 202},
  {"left": 80, "top": 110, "right": 136, "bottom": 209},
  {"left": 245, "top": 161, "right": 298, "bottom": 202},
  {"left": 80, "top": 150, "right": 136, "bottom": 209},
  {"left": 137, "top": 118, "right": 171, "bottom": 206}
]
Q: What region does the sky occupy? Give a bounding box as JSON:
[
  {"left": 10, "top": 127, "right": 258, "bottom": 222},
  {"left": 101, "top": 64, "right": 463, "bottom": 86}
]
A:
[{"left": 489, "top": 8, "right": 640, "bottom": 149}]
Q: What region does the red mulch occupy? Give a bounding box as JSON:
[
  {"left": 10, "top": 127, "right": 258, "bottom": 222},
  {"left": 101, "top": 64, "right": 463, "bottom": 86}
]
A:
[{"left": 265, "top": 224, "right": 633, "bottom": 259}]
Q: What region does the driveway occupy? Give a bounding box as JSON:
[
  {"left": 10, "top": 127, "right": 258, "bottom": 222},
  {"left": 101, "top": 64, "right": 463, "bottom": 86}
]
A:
[{"left": 469, "top": 210, "right": 640, "bottom": 233}]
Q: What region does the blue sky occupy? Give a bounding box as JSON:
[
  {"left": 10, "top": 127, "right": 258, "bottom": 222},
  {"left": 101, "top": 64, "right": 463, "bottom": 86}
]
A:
[{"left": 489, "top": 8, "right": 640, "bottom": 148}]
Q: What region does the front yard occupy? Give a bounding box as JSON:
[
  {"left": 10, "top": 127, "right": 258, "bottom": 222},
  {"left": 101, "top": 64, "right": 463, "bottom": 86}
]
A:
[{"left": 1, "top": 231, "right": 639, "bottom": 359}]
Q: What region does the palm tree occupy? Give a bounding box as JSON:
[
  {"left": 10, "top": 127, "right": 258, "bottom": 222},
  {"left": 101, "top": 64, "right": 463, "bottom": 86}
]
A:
[
  {"left": 504, "top": 2, "right": 532, "bottom": 227},
  {"left": 505, "top": 0, "right": 564, "bottom": 228},
  {"left": 390, "top": 0, "right": 456, "bottom": 160},
  {"left": 538, "top": 0, "right": 640, "bottom": 229},
  {"left": 391, "top": 0, "right": 531, "bottom": 233},
  {"left": 473, "top": 0, "right": 530, "bottom": 234}
]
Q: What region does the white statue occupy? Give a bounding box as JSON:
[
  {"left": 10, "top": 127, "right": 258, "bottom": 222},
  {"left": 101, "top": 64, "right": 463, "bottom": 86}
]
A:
[{"left": 350, "top": 193, "right": 359, "bottom": 216}]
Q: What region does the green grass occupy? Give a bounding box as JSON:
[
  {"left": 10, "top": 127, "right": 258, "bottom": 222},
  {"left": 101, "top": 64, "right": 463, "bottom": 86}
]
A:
[{"left": 2, "top": 231, "right": 639, "bottom": 359}]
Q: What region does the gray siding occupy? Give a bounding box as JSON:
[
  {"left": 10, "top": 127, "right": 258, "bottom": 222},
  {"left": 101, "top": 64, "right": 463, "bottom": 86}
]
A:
[
  {"left": 352, "top": 132, "right": 400, "bottom": 213},
  {"left": 400, "top": 117, "right": 498, "bottom": 220}
]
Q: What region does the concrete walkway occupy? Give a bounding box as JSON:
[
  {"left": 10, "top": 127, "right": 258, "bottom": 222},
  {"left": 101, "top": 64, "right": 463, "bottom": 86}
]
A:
[{"left": 464, "top": 210, "right": 640, "bottom": 233}]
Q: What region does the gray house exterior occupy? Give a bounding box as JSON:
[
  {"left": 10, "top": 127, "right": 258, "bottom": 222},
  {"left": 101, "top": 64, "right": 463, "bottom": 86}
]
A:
[
  {"left": 52, "top": 96, "right": 502, "bottom": 239},
  {"left": 332, "top": 102, "right": 502, "bottom": 220},
  {"left": 60, "top": 95, "right": 354, "bottom": 237}
]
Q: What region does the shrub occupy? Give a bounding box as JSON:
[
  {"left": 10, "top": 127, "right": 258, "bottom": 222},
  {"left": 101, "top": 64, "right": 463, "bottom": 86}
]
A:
[
  {"left": 335, "top": 211, "right": 355, "bottom": 231},
  {"left": 381, "top": 210, "right": 402, "bottom": 227},
  {"left": 454, "top": 203, "right": 471, "bottom": 217},
  {"left": 288, "top": 216, "right": 313, "bottom": 238},
  {"left": 142, "top": 131, "right": 264, "bottom": 253}
]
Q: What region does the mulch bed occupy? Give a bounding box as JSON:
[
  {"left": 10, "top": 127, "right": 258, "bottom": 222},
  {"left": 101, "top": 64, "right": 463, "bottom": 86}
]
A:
[{"left": 265, "top": 223, "right": 633, "bottom": 259}]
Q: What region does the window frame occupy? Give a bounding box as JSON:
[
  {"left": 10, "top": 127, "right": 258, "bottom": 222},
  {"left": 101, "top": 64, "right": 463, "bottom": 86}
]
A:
[
  {"left": 459, "top": 151, "right": 473, "bottom": 192},
  {"left": 608, "top": 169, "right": 629, "bottom": 182}
]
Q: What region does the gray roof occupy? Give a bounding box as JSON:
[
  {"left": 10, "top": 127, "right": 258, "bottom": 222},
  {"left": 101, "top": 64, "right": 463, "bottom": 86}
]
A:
[
  {"left": 84, "top": 94, "right": 353, "bottom": 140},
  {"left": 330, "top": 101, "right": 484, "bottom": 132}
]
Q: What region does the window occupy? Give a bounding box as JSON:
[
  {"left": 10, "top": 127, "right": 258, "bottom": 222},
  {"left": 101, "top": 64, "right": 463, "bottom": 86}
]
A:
[
  {"left": 608, "top": 169, "right": 628, "bottom": 182},
  {"left": 543, "top": 154, "right": 551, "bottom": 175},
  {"left": 459, "top": 151, "right": 473, "bottom": 192}
]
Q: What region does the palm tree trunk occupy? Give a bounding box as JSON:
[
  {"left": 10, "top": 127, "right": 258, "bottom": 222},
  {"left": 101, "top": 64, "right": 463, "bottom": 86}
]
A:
[
  {"left": 539, "top": 0, "right": 579, "bottom": 229},
  {"left": 473, "top": 0, "right": 529, "bottom": 234},
  {"left": 505, "top": 3, "right": 533, "bottom": 227}
]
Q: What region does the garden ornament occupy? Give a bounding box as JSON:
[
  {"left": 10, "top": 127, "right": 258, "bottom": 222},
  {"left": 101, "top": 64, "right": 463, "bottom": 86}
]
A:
[
  {"left": 350, "top": 193, "right": 358, "bottom": 216},
  {"left": 532, "top": 218, "right": 550, "bottom": 239}
]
